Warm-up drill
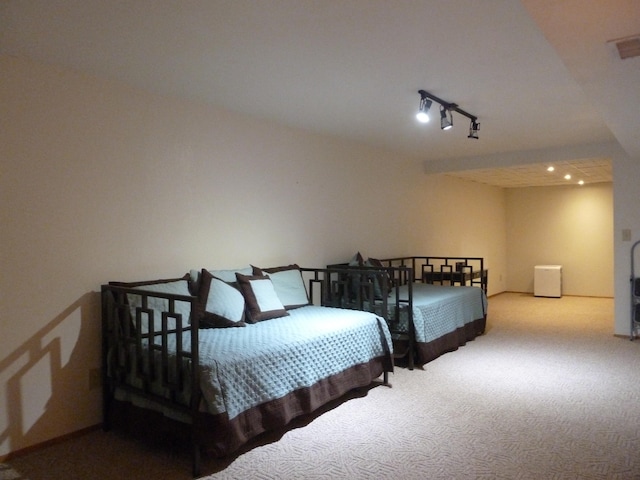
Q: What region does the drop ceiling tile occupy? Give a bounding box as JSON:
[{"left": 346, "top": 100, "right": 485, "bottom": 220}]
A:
[{"left": 444, "top": 159, "right": 611, "bottom": 188}]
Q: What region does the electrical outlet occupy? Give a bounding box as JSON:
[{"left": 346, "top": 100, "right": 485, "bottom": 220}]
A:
[
  {"left": 89, "top": 368, "right": 102, "bottom": 390},
  {"left": 623, "top": 229, "right": 632, "bottom": 241}
]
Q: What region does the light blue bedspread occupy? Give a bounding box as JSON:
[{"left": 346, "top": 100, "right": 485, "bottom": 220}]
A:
[
  {"left": 396, "top": 283, "right": 487, "bottom": 343},
  {"left": 191, "top": 305, "right": 391, "bottom": 419}
]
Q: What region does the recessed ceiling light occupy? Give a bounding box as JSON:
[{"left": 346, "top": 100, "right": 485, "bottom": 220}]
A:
[
  {"left": 578, "top": 180, "right": 585, "bottom": 185},
  {"left": 547, "top": 166, "right": 555, "bottom": 172},
  {"left": 564, "top": 174, "right": 571, "bottom": 180}
]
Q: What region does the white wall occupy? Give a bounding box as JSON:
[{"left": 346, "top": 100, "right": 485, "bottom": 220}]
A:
[
  {"left": 0, "top": 55, "right": 507, "bottom": 457},
  {"left": 418, "top": 175, "right": 508, "bottom": 294},
  {"left": 506, "top": 183, "right": 613, "bottom": 296},
  {"left": 613, "top": 149, "right": 640, "bottom": 337}
]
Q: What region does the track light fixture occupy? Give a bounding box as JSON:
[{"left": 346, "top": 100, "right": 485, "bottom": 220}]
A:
[
  {"left": 440, "top": 105, "right": 453, "bottom": 130},
  {"left": 416, "top": 91, "right": 433, "bottom": 123},
  {"left": 468, "top": 119, "right": 480, "bottom": 139},
  {"left": 416, "top": 90, "right": 479, "bottom": 139}
]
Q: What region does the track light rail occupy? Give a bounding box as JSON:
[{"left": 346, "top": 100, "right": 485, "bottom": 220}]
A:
[{"left": 418, "top": 90, "right": 477, "bottom": 122}]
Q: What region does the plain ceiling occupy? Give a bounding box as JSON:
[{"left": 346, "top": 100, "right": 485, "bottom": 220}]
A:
[{"left": 1, "top": 1, "right": 638, "bottom": 187}]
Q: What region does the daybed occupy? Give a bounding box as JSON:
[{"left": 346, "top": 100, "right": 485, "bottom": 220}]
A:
[
  {"left": 326, "top": 255, "right": 488, "bottom": 369},
  {"left": 101, "top": 265, "right": 393, "bottom": 476}
]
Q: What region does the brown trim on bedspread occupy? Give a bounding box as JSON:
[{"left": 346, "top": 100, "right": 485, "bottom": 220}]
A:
[
  {"left": 108, "top": 356, "right": 389, "bottom": 459},
  {"left": 414, "top": 316, "right": 486, "bottom": 365},
  {"left": 198, "top": 357, "right": 388, "bottom": 457}
]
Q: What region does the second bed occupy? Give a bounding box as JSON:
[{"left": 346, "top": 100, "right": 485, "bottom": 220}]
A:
[{"left": 325, "top": 255, "right": 488, "bottom": 368}]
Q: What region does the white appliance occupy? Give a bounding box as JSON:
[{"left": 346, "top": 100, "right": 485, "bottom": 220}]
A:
[{"left": 534, "top": 265, "right": 562, "bottom": 298}]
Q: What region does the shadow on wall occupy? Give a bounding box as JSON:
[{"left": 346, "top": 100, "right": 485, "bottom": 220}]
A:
[{"left": 0, "top": 292, "right": 100, "bottom": 459}]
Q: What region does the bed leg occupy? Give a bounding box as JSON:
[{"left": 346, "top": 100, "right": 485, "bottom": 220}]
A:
[
  {"left": 102, "top": 384, "right": 112, "bottom": 432},
  {"left": 192, "top": 443, "right": 201, "bottom": 478}
]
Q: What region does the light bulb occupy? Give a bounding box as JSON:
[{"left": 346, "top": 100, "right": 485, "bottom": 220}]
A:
[{"left": 416, "top": 111, "right": 430, "bottom": 123}]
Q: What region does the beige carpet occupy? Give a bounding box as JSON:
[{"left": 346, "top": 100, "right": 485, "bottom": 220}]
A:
[{"left": 3, "top": 293, "right": 640, "bottom": 479}]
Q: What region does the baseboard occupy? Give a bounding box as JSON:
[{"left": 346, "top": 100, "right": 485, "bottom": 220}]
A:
[
  {"left": 0, "top": 424, "right": 101, "bottom": 462},
  {"left": 495, "top": 291, "right": 613, "bottom": 299}
]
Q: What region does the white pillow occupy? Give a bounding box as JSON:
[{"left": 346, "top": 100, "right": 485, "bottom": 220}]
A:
[
  {"left": 127, "top": 280, "right": 192, "bottom": 334},
  {"left": 204, "top": 277, "right": 245, "bottom": 321},
  {"left": 197, "top": 269, "right": 247, "bottom": 327},
  {"left": 265, "top": 268, "right": 309, "bottom": 309},
  {"left": 236, "top": 273, "right": 289, "bottom": 322},
  {"left": 208, "top": 266, "right": 253, "bottom": 283},
  {"left": 250, "top": 278, "right": 286, "bottom": 312},
  {"left": 190, "top": 266, "right": 252, "bottom": 290}
]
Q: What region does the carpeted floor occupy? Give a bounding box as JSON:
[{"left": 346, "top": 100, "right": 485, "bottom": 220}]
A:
[{"left": 3, "top": 293, "right": 640, "bottom": 479}]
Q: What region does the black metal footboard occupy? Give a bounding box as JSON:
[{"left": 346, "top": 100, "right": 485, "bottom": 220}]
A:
[
  {"left": 318, "top": 265, "right": 417, "bottom": 370},
  {"left": 376, "top": 256, "right": 487, "bottom": 293},
  {"left": 101, "top": 285, "right": 202, "bottom": 476}
]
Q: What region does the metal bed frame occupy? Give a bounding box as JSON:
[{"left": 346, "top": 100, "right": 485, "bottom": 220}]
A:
[{"left": 101, "top": 267, "right": 392, "bottom": 476}]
